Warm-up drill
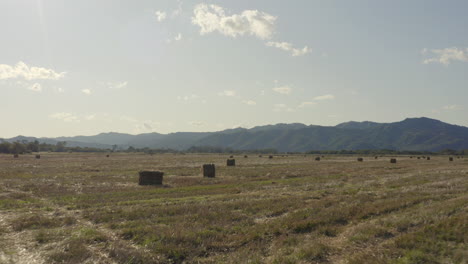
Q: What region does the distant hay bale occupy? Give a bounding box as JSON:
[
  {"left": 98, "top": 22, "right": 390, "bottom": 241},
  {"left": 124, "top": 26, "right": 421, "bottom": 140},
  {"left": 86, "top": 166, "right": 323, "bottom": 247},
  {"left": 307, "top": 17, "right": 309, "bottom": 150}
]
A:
[
  {"left": 410, "top": 156, "right": 413, "bottom": 159},
  {"left": 417, "top": 157, "right": 421, "bottom": 160},
  {"left": 259, "top": 155, "right": 263, "bottom": 157},
  {"left": 427, "top": 157, "right": 431, "bottom": 160},
  {"left": 390, "top": 158, "right": 397, "bottom": 164},
  {"left": 202, "top": 164, "right": 215, "bottom": 178},
  {"left": 229, "top": 155, "right": 234, "bottom": 158},
  {"left": 35, "top": 155, "right": 40, "bottom": 159},
  {"left": 138, "top": 171, "right": 163, "bottom": 185},
  {"left": 375, "top": 156, "right": 378, "bottom": 159},
  {"left": 315, "top": 157, "right": 321, "bottom": 161},
  {"left": 244, "top": 155, "right": 248, "bottom": 158},
  {"left": 357, "top": 158, "right": 364, "bottom": 162},
  {"left": 227, "top": 159, "right": 236, "bottom": 166},
  {"left": 269, "top": 155, "right": 273, "bottom": 159},
  {"left": 106, "top": 155, "right": 110, "bottom": 158},
  {"left": 449, "top": 157, "right": 454, "bottom": 161},
  {"left": 13, "top": 154, "right": 19, "bottom": 158}
]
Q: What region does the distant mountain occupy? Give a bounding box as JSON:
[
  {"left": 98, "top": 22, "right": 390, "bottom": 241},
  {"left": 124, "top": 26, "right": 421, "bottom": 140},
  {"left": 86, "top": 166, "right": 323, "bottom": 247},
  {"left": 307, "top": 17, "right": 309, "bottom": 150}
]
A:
[
  {"left": 4, "top": 117, "right": 468, "bottom": 152},
  {"left": 336, "top": 121, "right": 381, "bottom": 130}
]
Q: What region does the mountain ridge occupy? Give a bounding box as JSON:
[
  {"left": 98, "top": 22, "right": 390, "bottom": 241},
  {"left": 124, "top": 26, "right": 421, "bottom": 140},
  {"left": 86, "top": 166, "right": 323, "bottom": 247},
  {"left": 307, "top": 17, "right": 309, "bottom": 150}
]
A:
[{"left": 2, "top": 117, "right": 467, "bottom": 151}]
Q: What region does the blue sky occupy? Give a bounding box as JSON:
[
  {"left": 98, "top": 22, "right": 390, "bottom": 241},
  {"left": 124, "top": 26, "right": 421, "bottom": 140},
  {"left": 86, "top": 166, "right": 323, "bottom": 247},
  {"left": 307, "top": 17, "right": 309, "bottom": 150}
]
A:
[{"left": 1, "top": 0, "right": 467, "bottom": 137}]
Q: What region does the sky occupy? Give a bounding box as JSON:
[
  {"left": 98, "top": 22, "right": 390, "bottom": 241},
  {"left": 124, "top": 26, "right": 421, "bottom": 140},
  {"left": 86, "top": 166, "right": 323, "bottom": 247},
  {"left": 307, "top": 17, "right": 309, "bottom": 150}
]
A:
[{"left": 1, "top": 0, "right": 467, "bottom": 138}]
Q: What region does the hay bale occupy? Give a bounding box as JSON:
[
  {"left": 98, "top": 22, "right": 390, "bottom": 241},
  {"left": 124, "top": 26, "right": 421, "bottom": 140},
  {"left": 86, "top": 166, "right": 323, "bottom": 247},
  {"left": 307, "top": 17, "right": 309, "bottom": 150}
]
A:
[
  {"left": 259, "top": 155, "right": 263, "bottom": 157},
  {"left": 417, "top": 157, "right": 421, "bottom": 160},
  {"left": 138, "top": 171, "right": 163, "bottom": 185},
  {"left": 427, "top": 157, "right": 431, "bottom": 160},
  {"left": 13, "top": 154, "right": 19, "bottom": 158},
  {"left": 35, "top": 155, "right": 40, "bottom": 159},
  {"left": 357, "top": 158, "right": 364, "bottom": 162},
  {"left": 315, "top": 157, "right": 321, "bottom": 161},
  {"left": 227, "top": 159, "right": 236, "bottom": 166},
  {"left": 229, "top": 155, "right": 234, "bottom": 158},
  {"left": 106, "top": 155, "right": 110, "bottom": 158},
  {"left": 269, "top": 155, "right": 273, "bottom": 159},
  {"left": 202, "top": 164, "right": 215, "bottom": 178},
  {"left": 244, "top": 155, "right": 248, "bottom": 158},
  {"left": 375, "top": 156, "right": 378, "bottom": 159},
  {"left": 390, "top": 158, "right": 397, "bottom": 164},
  {"left": 449, "top": 157, "right": 454, "bottom": 161}
]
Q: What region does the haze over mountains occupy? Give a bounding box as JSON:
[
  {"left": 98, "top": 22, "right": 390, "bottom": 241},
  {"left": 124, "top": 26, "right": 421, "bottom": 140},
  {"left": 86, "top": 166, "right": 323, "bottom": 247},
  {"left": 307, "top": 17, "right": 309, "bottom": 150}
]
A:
[{"left": 3, "top": 117, "right": 468, "bottom": 152}]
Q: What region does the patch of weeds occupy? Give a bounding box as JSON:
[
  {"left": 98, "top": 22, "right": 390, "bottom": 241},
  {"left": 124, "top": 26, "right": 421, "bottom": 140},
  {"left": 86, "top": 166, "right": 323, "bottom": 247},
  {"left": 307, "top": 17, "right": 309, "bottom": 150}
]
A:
[
  {"left": 296, "top": 243, "right": 330, "bottom": 262},
  {"left": 47, "top": 238, "right": 92, "bottom": 264},
  {"left": 77, "top": 227, "right": 108, "bottom": 243},
  {"left": 108, "top": 242, "right": 156, "bottom": 264}
]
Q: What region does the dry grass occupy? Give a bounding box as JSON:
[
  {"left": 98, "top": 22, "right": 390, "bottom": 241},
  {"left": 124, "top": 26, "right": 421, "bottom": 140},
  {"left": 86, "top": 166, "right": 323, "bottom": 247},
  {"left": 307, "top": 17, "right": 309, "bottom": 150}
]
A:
[{"left": 0, "top": 153, "right": 466, "bottom": 263}]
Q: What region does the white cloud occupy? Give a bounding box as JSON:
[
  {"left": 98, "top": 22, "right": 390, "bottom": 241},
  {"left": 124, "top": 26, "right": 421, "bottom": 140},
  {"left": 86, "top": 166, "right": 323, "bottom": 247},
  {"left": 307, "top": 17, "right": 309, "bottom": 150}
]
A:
[
  {"left": 218, "top": 90, "right": 237, "bottom": 97},
  {"left": 49, "top": 112, "right": 79, "bottom": 122},
  {"left": 189, "top": 121, "right": 205, "bottom": 126},
  {"left": 313, "top": 94, "right": 335, "bottom": 101},
  {"left": 422, "top": 47, "right": 468, "bottom": 65},
  {"left": 442, "top": 105, "right": 461, "bottom": 111},
  {"left": 266, "top": 41, "right": 311, "bottom": 57},
  {"left": 85, "top": 114, "right": 96, "bottom": 121},
  {"left": 192, "top": 3, "right": 276, "bottom": 40},
  {"left": 298, "top": 101, "right": 316, "bottom": 108},
  {"left": 81, "top": 89, "right": 92, "bottom": 95},
  {"left": 273, "top": 103, "right": 295, "bottom": 112},
  {"left": 0, "top": 61, "right": 66, "bottom": 80},
  {"left": 28, "top": 83, "right": 42, "bottom": 92},
  {"left": 272, "top": 86, "right": 292, "bottom": 95},
  {"left": 107, "top": 81, "right": 128, "bottom": 89},
  {"left": 155, "top": 11, "right": 167, "bottom": 22},
  {"left": 242, "top": 100, "right": 257, "bottom": 106}
]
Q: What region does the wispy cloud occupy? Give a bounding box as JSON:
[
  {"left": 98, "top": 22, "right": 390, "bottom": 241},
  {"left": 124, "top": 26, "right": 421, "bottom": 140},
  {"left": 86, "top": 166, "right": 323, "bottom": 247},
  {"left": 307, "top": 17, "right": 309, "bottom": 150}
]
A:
[
  {"left": 422, "top": 47, "right": 468, "bottom": 66},
  {"left": 155, "top": 11, "right": 167, "bottom": 22},
  {"left": 0, "top": 61, "right": 65, "bottom": 80},
  {"left": 266, "top": 42, "right": 311, "bottom": 57},
  {"left": 192, "top": 4, "right": 276, "bottom": 40},
  {"left": 273, "top": 103, "right": 295, "bottom": 112},
  {"left": 27, "top": 83, "right": 42, "bottom": 92},
  {"left": 242, "top": 100, "right": 257, "bottom": 106},
  {"left": 49, "top": 112, "right": 79, "bottom": 122},
  {"left": 81, "top": 89, "right": 92, "bottom": 95},
  {"left": 106, "top": 81, "right": 128, "bottom": 89},
  {"left": 313, "top": 94, "right": 335, "bottom": 101},
  {"left": 189, "top": 121, "right": 205, "bottom": 126},
  {"left": 272, "top": 85, "right": 292, "bottom": 95},
  {"left": 218, "top": 90, "right": 237, "bottom": 97},
  {"left": 298, "top": 101, "right": 316, "bottom": 108},
  {"left": 442, "top": 105, "right": 461, "bottom": 111}
]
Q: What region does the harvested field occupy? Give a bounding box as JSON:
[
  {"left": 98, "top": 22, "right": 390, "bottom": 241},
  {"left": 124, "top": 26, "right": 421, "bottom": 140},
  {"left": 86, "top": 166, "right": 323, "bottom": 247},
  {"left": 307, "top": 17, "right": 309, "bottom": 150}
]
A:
[{"left": 0, "top": 153, "right": 466, "bottom": 263}]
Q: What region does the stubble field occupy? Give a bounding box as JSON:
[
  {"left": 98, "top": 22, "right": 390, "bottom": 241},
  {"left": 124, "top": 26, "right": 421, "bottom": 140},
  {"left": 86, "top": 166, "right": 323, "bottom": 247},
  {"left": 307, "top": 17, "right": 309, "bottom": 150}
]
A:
[{"left": 0, "top": 153, "right": 466, "bottom": 264}]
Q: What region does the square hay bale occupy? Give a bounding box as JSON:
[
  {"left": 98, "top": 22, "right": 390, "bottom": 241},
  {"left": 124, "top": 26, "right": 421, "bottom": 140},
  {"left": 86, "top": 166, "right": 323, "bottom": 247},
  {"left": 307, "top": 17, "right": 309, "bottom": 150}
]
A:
[
  {"left": 357, "top": 158, "right": 364, "bottom": 162},
  {"left": 315, "top": 157, "right": 321, "bottom": 161},
  {"left": 138, "top": 171, "right": 164, "bottom": 185},
  {"left": 390, "top": 158, "right": 397, "bottom": 164},
  {"left": 449, "top": 157, "right": 454, "bottom": 161},
  {"left": 269, "top": 155, "right": 273, "bottom": 159},
  {"left": 35, "top": 155, "right": 41, "bottom": 159},
  {"left": 427, "top": 157, "right": 431, "bottom": 160},
  {"left": 202, "top": 164, "right": 216, "bottom": 178},
  {"left": 13, "top": 154, "right": 19, "bottom": 158},
  {"left": 244, "top": 155, "right": 248, "bottom": 158},
  {"left": 227, "top": 159, "right": 236, "bottom": 166}
]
